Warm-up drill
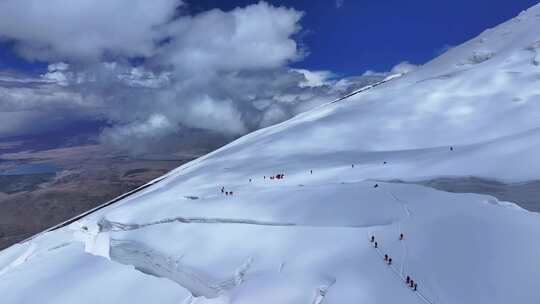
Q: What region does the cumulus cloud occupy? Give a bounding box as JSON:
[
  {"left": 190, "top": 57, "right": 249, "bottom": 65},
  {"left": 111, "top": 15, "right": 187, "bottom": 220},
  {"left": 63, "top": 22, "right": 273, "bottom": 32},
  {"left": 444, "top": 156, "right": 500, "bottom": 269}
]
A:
[
  {"left": 0, "top": 75, "right": 99, "bottom": 137},
  {"left": 0, "top": 0, "right": 181, "bottom": 61},
  {"left": 390, "top": 61, "right": 419, "bottom": 74},
  {"left": 293, "top": 69, "right": 336, "bottom": 87},
  {"left": 158, "top": 2, "right": 303, "bottom": 73},
  {"left": 0, "top": 61, "right": 382, "bottom": 153},
  {"left": 363, "top": 61, "right": 420, "bottom": 77},
  {"left": 0, "top": 1, "right": 385, "bottom": 155},
  {"left": 99, "top": 113, "right": 174, "bottom": 153}
]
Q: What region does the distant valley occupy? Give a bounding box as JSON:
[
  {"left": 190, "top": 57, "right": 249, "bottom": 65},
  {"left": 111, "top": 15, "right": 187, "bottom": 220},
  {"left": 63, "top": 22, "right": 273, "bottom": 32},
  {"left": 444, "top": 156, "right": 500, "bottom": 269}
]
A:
[{"left": 0, "top": 138, "right": 206, "bottom": 249}]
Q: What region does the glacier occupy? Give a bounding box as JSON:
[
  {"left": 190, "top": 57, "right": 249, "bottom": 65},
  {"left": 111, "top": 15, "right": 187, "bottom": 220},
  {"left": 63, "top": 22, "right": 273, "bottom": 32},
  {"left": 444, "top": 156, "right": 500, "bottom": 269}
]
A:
[{"left": 2, "top": 3, "right": 540, "bottom": 304}]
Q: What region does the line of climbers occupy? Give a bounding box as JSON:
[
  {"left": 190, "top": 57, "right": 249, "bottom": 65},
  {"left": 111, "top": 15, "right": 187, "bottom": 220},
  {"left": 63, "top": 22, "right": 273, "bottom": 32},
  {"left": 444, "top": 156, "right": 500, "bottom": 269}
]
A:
[
  {"left": 219, "top": 156, "right": 455, "bottom": 198},
  {"left": 263, "top": 173, "right": 285, "bottom": 180},
  {"left": 221, "top": 186, "right": 234, "bottom": 196},
  {"left": 219, "top": 158, "right": 400, "bottom": 197},
  {"left": 220, "top": 172, "right": 287, "bottom": 196},
  {"left": 270, "top": 173, "right": 285, "bottom": 180},
  {"left": 352, "top": 161, "right": 389, "bottom": 168},
  {"left": 370, "top": 234, "right": 418, "bottom": 292},
  {"left": 406, "top": 275, "right": 418, "bottom": 291}
]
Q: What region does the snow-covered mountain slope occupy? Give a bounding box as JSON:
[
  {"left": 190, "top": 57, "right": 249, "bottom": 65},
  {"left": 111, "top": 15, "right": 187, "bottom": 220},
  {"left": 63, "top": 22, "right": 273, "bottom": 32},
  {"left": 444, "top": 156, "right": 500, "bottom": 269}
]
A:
[{"left": 2, "top": 4, "right": 540, "bottom": 304}]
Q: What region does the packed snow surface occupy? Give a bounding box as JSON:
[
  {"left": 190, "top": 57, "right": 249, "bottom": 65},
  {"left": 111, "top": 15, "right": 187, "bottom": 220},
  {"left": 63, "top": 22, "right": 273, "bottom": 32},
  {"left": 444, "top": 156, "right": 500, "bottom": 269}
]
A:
[{"left": 2, "top": 4, "right": 540, "bottom": 304}]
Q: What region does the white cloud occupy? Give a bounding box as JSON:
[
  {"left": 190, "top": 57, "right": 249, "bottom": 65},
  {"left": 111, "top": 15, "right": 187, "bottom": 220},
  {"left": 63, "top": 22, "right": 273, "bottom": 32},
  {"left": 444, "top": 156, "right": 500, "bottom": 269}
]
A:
[
  {"left": 158, "top": 2, "right": 303, "bottom": 73},
  {"left": 363, "top": 61, "right": 419, "bottom": 77},
  {"left": 293, "top": 69, "right": 335, "bottom": 87},
  {"left": 101, "top": 114, "right": 173, "bottom": 141},
  {"left": 41, "top": 62, "right": 71, "bottom": 85},
  {"left": 0, "top": 76, "right": 99, "bottom": 137},
  {"left": 0, "top": 0, "right": 181, "bottom": 61},
  {"left": 0, "top": 1, "right": 386, "bottom": 155},
  {"left": 183, "top": 96, "right": 247, "bottom": 135},
  {"left": 390, "top": 61, "right": 419, "bottom": 74},
  {"left": 260, "top": 104, "right": 289, "bottom": 128},
  {"left": 99, "top": 113, "right": 179, "bottom": 155}
]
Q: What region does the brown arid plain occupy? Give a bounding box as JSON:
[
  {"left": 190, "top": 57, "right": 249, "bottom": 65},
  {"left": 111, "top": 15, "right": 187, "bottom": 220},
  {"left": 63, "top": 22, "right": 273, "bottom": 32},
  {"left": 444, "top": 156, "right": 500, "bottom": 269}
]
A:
[{"left": 0, "top": 141, "right": 203, "bottom": 249}]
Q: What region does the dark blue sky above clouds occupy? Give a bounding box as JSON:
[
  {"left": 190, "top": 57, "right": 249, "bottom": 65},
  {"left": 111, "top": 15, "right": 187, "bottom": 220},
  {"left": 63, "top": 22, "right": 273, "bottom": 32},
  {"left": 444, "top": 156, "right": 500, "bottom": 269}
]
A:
[
  {"left": 189, "top": 0, "right": 540, "bottom": 76},
  {"left": 1, "top": 0, "right": 539, "bottom": 76}
]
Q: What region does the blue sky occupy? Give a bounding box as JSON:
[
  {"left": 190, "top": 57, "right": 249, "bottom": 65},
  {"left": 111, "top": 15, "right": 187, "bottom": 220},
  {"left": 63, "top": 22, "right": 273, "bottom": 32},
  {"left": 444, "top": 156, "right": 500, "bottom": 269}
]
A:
[
  {"left": 190, "top": 0, "right": 540, "bottom": 76},
  {"left": 1, "top": 0, "right": 538, "bottom": 76}
]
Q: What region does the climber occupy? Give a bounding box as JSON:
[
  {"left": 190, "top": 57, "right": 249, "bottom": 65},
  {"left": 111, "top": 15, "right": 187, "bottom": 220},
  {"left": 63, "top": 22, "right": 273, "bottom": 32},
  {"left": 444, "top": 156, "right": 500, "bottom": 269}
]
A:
[
  {"left": 406, "top": 276, "right": 410, "bottom": 284},
  {"left": 450, "top": 146, "right": 454, "bottom": 151},
  {"left": 374, "top": 242, "right": 378, "bottom": 248},
  {"left": 230, "top": 191, "right": 234, "bottom": 196},
  {"left": 310, "top": 170, "right": 313, "bottom": 174},
  {"left": 388, "top": 258, "right": 392, "bottom": 265},
  {"left": 409, "top": 280, "right": 414, "bottom": 288},
  {"left": 352, "top": 164, "right": 354, "bottom": 168},
  {"left": 374, "top": 184, "right": 379, "bottom": 188},
  {"left": 384, "top": 254, "right": 388, "bottom": 261},
  {"left": 370, "top": 235, "right": 375, "bottom": 243},
  {"left": 249, "top": 179, "right": 252, "bottom": 183},
  {"left": 399, "top": 233, "right": 404, "bottom": 240},
  {"left": 383, "top": 161, "right": 387, "bottom": 164},
  {"left": 225, "top": 191, "right": 229, "bottom": 196},
  {"left": 221, "top": 187, "right": 224, "bottom": 193},
  {"left": 414, "top": 283, "right": 417, "bottom": 291}
]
